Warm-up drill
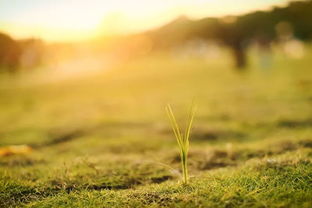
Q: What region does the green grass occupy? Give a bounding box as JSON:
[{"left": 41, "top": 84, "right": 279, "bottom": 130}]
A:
[
  {"left": 0, "top": 47, "right": 312, "bottom": 207},
  {"left": 166, "top": 104, "right": 195, "bottom": 184}
]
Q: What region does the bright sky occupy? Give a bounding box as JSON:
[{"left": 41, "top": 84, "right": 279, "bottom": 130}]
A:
[{"left": 0, "top": 0, "right": 292, "bottom": 42}]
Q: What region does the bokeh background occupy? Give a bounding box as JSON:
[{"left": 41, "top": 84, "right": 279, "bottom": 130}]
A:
[{"left": 1, "top": 1, "right": 312, "bottom": 207}]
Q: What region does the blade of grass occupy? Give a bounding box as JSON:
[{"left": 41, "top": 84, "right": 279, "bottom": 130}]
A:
[
  {"left": 166, "top": 104, "right": 196, "bottom": 184},
  {"left": 166, "top": 105, "right": 183, "bottom": 148},
  {"left": 185, "top": 104, "right": 196, "bottom": 152}
]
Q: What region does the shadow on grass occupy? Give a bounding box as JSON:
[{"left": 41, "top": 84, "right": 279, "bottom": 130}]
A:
[
  {"left": 169, "top": 139, "right": 312, "bottom": 171},
  {"left": 277, "top": 118, "right": 312, "bottom": 128},
  {"left": 192, "top": 129, "right": 246, "bottom": 142}
]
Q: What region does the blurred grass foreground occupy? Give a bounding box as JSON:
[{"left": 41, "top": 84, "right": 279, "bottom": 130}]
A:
[{"left": 1, "top": 1, "right": 312, "bottom": 207}]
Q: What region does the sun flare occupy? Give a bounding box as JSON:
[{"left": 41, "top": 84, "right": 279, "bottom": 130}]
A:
[{"left": 0, "top": 0, "right": 292, "bottom": 42}]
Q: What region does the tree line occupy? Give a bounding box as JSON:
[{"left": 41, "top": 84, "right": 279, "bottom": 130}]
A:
[{"left": 145, "top": 0, "right": 312, "bottom": 68}]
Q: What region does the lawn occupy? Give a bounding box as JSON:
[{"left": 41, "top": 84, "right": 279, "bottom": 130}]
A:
[{"left": 0, "top": 47, "right": 312, "bottom": 207}]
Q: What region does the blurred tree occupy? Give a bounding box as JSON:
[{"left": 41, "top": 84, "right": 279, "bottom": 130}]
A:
[
  {"left": 147, "top": 0, "right": 312, "bottom": 69},
  {"left": 0, "top": 32, "right": 21, "bottom": 72}
]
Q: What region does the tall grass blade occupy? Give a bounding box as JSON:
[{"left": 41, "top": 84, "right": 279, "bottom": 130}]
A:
[{"left": 166, "top": 104, "right": 196, "bottom": 184}]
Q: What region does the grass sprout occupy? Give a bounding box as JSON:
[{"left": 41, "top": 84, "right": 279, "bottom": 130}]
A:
[{"left": 166, "top": 104, "right": 196, "bottom": 184}]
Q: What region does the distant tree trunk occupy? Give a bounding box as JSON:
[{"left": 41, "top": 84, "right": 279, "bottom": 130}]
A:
[{"left": 232, "top": 44, "right": 247, "bottom": 69}]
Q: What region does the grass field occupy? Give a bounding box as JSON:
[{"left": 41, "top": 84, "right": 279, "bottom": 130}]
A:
[{"left": 0, "top": 47, "right": 312, "bottom": 207}]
